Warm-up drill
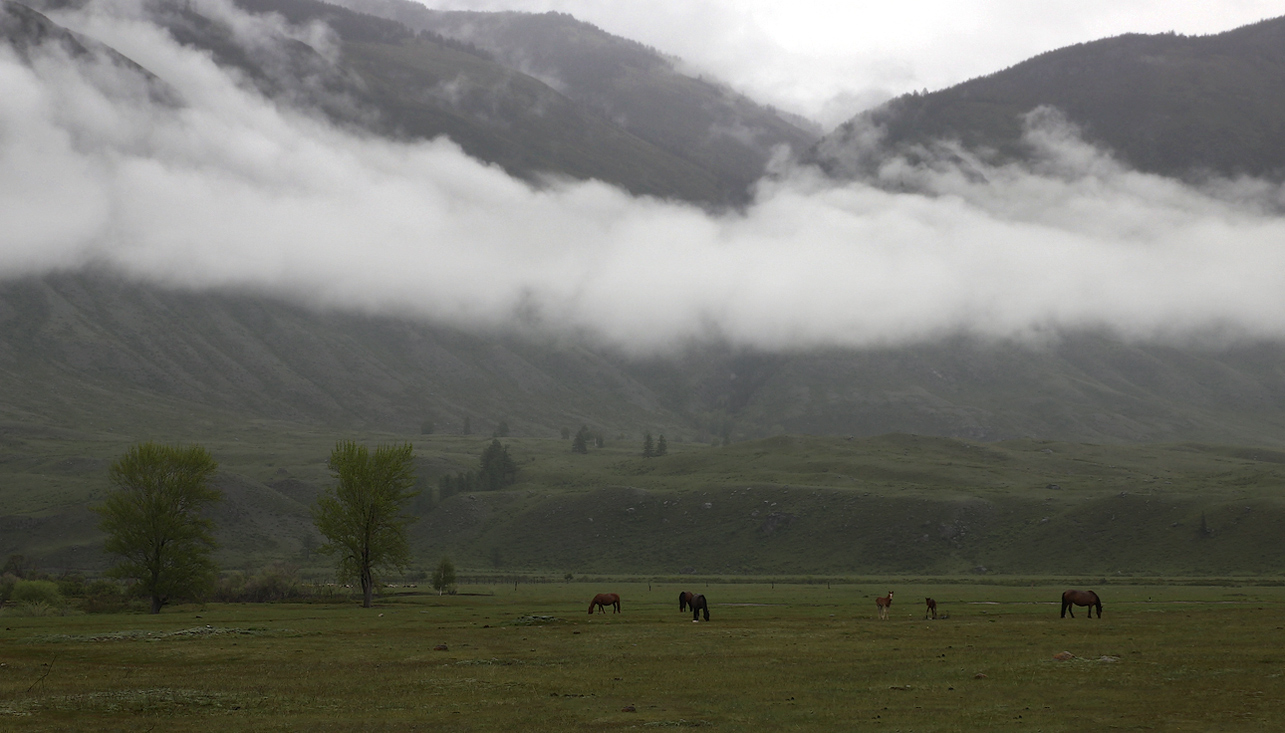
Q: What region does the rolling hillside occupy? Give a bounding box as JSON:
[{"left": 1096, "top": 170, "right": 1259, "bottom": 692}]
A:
[{"left": 6, "top": 432, "right": 1284, "bottom": 577}]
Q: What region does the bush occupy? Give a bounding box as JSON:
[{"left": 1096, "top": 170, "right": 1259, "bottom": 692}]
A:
[
  {"left": 57, "top": 572, "right": 87, "bottom": 598},
  {"left": 0, "top": 573, "right": 17, "bottom": 604},
  {"left": 82, "top": 579, "right": 132, "bottom": 614},
  {"left": 213, "top": 565, "right": 305, "bottom": 603},
  {"left": 5, "top": 600, "right": 60, "bottom": 617},
  {"left": 11, "top": 579, "right": 63, "bottom": 606}
]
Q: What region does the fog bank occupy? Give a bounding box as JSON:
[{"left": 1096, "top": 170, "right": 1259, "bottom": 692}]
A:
[{"left": 3, "top": 1, "right": 1285, "bottom": 354}]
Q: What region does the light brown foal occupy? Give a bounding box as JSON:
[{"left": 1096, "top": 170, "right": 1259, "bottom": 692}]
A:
[{"left": 876, "top": 591, "right": 893, "bottom": 620}]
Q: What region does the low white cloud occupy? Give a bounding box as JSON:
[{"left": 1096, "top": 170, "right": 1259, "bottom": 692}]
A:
[{"left": 3, "top": 3, "right": 1285, "bottom": 355}]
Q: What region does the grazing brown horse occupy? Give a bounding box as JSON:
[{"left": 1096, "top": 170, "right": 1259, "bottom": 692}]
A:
[
  {"left": 589, "top": 593, "right": 621, "bottom": 614},
  {"left": 924, "top": 597, "right": 937, "bottom": 620},
  {"left": 876, "top": 591, "right": 893, "bottom": 620},
  {"left": 688, "top": 593, "right": 709, "bottom": 621},
  {"left": 679, "top": 591, "right": 695, "bottom": 612},
  {"left": 1061, "top": 589, "right": 1102, "bottom": 619}
]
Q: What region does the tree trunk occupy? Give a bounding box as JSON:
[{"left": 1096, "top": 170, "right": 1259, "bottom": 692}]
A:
[
  {"left": 150, "top": 595, "right": 164, "bottom": 614},
  {"left": 361, "top": 566, "right": 373, "bottom": 608}
]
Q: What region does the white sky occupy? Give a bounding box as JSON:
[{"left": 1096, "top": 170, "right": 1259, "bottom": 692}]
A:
[{"left": 420, "top": 0, "right": 1285, "bottom": 126}]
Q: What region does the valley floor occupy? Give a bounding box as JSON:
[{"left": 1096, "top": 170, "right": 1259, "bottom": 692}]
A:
[{"left": 2, "top": 581, "right": 1283, "bottom": 731}]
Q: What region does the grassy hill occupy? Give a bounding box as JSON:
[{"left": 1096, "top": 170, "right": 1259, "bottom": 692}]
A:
[
  {"left": 6, "top": 427, "right": 1284, "bottom": 578},
  {"left": 815, "top": 16, "right": 1285, "bottom": 181}
]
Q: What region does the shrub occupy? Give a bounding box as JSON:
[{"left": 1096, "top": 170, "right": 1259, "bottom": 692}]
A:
[
  {"left": 5, "top": 601, "right": 59, "bottom": 617},
  {"left": 82, "top": 579, "right": 132, "bottom": 614},
  {"left": 212, "top": 565, "right": 305, "bottom": 603},
  {"left": 0, "top": 572, "right": 17, "bottom": 604},
  {"left": 11, "top": 579, "right": 63, "bottom": 606}
]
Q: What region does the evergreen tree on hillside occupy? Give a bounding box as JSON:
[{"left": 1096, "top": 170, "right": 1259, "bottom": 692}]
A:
[
  {"left": 642, "top": 432, "right": 655, "bottom": 458},
  {"left": 656, "top": 434, "right": 668, "bottom": 456},
  {"left": 477, "top": 439, "right": 518, "bottom": 490},
  {"left": 572, "top": 425, "right": 590, "bottom": 454}
]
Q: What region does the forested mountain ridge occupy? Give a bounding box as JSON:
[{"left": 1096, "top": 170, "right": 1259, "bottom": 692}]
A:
[{"left": 814, "top": 15, "right": 1285, "bottom": 181}]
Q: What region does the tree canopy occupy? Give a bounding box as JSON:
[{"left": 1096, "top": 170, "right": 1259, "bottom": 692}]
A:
[
  {"left": 313, "top": 441, "right": 418, "bottom": 608},
  {"left": 96, "top": 442, "right": 222, "bottom": 614}
]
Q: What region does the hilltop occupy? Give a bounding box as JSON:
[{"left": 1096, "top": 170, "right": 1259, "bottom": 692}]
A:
[{"left": 814, "top": 16, "right": 1285, "bottom": 180}]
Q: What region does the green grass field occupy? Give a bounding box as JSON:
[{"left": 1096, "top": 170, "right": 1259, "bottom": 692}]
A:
[
  {"left": 3, "top": 581, "right": 1283, "bottom": 731},
  {"left": 6, "top": 431, "right": 1285, "bottom": 577}
]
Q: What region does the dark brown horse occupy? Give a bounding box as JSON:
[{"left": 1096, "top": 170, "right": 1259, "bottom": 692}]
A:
[
  {"left": 1061, "top": 589, "right": 1102, "bottom": 618},
  {"left": 688, "top": 593, "right": 709, "bottom": 621},
  {"left": 589, "top": 593, "right": 621, "bottom": 614},
  {"left": 876, "top": 591, "right": 893, "bottom": 620},
  {"left": 679, "top": 591, "right": 695, "bottom": 612},
  {"left": 924, "top": 597, "right": 937, "bottom": 620}
]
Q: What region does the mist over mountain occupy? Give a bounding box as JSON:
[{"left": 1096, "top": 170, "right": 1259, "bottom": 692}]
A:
[
  {"left": 3, "top": 0, "right": 1285, "bottom": 443},
  {"left": 5, "top": 1, "right": 1285, "bottom": 572}
]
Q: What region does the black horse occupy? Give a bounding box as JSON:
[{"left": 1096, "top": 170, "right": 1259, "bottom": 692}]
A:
[
  {"left": 1061, "top": 589, "right": 1102, "bottom": 618},
  {"left": 689, "top": 593, "right": 709, "bottom": 621},
  {"left": 679, "top": 591, "right": 695, "bottom": 612}
]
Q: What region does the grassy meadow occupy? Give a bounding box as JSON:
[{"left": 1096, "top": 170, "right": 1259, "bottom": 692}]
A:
[
  {"left": 6, "top": 430, "right": 1285, "bottom": 576},
  {"left": 3, "top": 581, "right": 1284, "bottom": 731}
]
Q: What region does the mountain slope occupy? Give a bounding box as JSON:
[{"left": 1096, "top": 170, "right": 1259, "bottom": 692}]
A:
[
  {"left": 0, "top": 273, "right": 690, "bottom": 439},
  {"left": 329, "top": 0, "right": 820, "bottom": 202},
  {"left": 815, "top": 16, "right": 1285, "bottom": 180},
  {"left": 6, "top": 274, "right": 1285, "bottom": 450}
]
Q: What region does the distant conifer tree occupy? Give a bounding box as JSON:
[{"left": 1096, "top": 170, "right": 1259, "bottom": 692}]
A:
[{"left": 572, "top": 425, "right": 590, "bottom": 454}]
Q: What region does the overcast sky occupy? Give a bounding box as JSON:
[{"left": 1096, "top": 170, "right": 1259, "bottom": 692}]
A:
[
  {"left": 421, "top": 0, "right": 1285, "bottom": 126},
  {"left": 4, "top": 0, "right": 1285, "bottom": 354}
]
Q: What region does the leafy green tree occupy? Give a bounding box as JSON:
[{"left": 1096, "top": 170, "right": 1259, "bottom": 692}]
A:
[
  {"left": 560, "top": 427, "right": 571, "bottom": 439},
  {"left": 477, "top": 439, "right": 518, "bottom": 490},
  {"left": 572, "top": 425, "right": 590, "bottom": 454},
  {"left": 656, "top": 434, "right": 668, "bottom": 456},
  {"left": 642, "top": 432, "right": 655, "bottom": 458},
  {"left": 431, "top": 556, "right": 456, "bottom": 595},
  {"left": 96, "top": 442, "right": 222, "bottom": 614},
  {"left": 493, "top": 420, "right": 510, "bottom": 438},
  {"left": 313, "top": 441, "right": 418, "bottom": 608}
]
